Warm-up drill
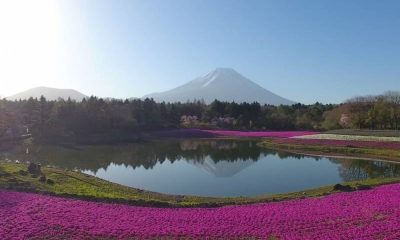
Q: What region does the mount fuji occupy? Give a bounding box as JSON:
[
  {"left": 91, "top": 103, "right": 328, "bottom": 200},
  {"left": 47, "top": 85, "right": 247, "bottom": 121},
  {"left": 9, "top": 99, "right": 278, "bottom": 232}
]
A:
[{"left": 143, "top": 68, "right": 295, "bottom": 105}]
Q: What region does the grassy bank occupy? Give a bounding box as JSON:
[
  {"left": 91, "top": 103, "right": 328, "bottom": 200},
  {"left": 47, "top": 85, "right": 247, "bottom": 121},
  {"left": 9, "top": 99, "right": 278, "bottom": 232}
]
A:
[
  {"left": 261, "top": 139, "right": 400, "bottom": 161},
  {"left": 1, "top": 161, "right": 400, "bottom": 207},
  {"left": 327, "top": 129, "right": 400, "bottom": 137}
]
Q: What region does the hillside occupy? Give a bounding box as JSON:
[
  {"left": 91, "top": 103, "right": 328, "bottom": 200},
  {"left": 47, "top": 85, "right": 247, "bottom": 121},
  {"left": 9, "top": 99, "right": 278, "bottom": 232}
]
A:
[{"left": 7, "top": 87, "right": 87, "bottom": 101}]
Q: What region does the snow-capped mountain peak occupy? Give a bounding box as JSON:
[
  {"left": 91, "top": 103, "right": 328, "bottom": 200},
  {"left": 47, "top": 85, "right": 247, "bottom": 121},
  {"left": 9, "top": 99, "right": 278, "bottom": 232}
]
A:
[{"left": 143, "top": 68, "right": 295, "bottom": 105}]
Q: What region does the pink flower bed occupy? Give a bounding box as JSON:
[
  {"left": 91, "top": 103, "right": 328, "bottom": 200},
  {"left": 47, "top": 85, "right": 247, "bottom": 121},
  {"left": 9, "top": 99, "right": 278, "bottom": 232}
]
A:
[
  {"left": 1, "top": 184, "right": 400, "bottom": 239},
  {"left": 202, "top": 130, "right": 317, "bottom": 138},
  {"left": 275, "top": 138, "right": 400, "bottom": 150}
]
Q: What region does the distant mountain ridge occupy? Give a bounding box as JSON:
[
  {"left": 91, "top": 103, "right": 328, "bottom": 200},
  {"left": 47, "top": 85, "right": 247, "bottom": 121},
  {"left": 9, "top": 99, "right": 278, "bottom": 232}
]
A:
[
  {"left": 7, "top": 69, "right": 296, "bottom": 105},
  {"left": 143, "top": 68, "right": 295, "bottom": 105},
  {"left": 6, "top": 87, "right": 87, "bottom": 101}
]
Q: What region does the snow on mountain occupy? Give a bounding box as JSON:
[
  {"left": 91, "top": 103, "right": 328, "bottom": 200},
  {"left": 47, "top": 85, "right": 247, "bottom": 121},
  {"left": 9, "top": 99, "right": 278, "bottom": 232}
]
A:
[{"left": 143, "top": 68, "right": 295, "bottom": 105}]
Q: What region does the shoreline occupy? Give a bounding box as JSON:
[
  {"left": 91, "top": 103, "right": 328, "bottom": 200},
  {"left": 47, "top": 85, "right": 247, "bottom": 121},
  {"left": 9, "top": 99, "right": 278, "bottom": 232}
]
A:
[
  {"left": 260, "top": 139, "right": 400, "bottom": 162},
  {"left": 2, "top": 129, "right": 400, "bottom": 207},
  {"left": 1, "top": 160, "right": 400, "bottom": 208}
]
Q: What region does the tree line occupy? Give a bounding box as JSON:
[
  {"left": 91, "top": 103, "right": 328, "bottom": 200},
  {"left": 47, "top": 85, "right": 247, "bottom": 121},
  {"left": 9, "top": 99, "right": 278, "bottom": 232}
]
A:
[
  {"left": 342, "top": 91, "right": 400, "bottom": 130},
  {"left": 0, "top": 91, "right": 399, "bottom": 141}
]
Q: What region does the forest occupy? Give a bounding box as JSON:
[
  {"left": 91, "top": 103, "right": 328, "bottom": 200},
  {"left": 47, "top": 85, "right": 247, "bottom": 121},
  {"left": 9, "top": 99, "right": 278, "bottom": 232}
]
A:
[{"left": 0, "top": 91, "right": 399, "bottom": 141}]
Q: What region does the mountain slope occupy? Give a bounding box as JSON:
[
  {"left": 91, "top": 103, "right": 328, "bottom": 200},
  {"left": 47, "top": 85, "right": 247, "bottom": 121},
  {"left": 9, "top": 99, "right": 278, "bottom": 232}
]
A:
[
  {"left": 143, "top": 68, "right": 295, "bottom": 105},
  {"left": 6, "top": 87, "right": 87, "bottom": 101}
]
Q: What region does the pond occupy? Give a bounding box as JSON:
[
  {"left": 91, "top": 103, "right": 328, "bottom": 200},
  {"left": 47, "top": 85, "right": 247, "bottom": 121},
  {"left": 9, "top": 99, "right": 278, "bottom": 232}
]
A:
[{"left": 2, "top": 139, "right": 400, "bottom": 197}]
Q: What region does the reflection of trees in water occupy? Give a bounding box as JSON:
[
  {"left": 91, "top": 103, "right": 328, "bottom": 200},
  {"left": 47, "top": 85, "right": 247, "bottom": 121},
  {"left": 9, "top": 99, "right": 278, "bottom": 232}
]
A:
[
  {"left": 330, "top": 158, "right": 400, "bottom": 181},
  {"left": 6, "top": 140, "right": 300, "bottom": 172},
  {"left": 6, "top": 140, "right": 400, "bottom": 180},
  {"left": 273, "top": 151, "right": 323, "bottom": 161}
]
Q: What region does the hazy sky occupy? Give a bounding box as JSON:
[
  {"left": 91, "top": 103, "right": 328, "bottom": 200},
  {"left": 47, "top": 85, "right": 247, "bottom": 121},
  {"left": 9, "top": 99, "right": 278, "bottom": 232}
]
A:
[{"left": 0, "top": 0, "right": 399, "bottom": 104}]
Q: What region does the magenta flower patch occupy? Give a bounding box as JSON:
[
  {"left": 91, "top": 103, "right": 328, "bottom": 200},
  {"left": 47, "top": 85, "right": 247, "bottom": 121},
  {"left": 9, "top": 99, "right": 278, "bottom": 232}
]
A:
[
  {"left": 1, "top": 184, "right": 400, "bottom": 239},
  {"left": 202, "top": 130, "right": 317, "bottom": 138}
]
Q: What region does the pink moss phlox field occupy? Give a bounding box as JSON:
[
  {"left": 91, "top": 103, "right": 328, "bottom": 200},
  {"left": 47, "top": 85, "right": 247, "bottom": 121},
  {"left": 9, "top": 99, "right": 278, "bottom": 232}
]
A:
[
  {"left": 1, "top": 184, "right": 400, "bottom": 239},
  {"left": 275, "top": 138, "right": 400, "bottom": 150},
  {"left": 202, "top": 130, "right": 317, "bottom": 138}
]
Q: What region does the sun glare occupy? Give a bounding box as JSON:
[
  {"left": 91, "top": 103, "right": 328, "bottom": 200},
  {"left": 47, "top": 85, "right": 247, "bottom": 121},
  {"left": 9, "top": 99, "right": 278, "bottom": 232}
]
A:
[{"left": 0, "top": 0, "right": 66, "bottom": 97}]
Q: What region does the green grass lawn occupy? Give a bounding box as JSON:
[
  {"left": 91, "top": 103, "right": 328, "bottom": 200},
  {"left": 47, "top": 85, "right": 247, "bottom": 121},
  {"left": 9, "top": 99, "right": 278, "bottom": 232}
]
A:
[{"left": 1, "top": 160, "right": 400, "bottom": 207}]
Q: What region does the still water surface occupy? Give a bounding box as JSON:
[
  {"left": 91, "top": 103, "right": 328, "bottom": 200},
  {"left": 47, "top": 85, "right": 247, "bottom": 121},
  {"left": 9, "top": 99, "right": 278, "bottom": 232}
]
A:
[{"left": 3, "top": 139, "right": 400, "bottom": 197}]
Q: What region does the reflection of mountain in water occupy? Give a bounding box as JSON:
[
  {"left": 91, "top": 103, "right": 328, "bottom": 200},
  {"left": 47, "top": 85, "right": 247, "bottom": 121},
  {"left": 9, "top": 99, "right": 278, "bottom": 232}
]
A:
[
  {"left": 188, "top": 156, "right": 255, "bottom": 177},
  {"left": 5, "top": 139, "right": 266, "bottom": 173},
  {"left": 4, "top": 139, "right": 400, "bottom": 181},
  {"left": 180, "top": 140, "right": 238, "bottom": 151}
]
